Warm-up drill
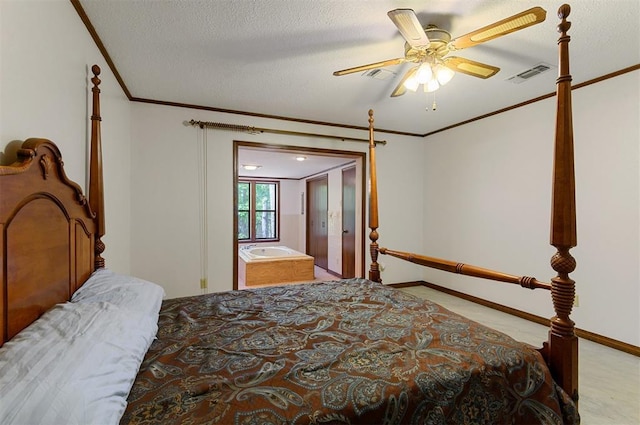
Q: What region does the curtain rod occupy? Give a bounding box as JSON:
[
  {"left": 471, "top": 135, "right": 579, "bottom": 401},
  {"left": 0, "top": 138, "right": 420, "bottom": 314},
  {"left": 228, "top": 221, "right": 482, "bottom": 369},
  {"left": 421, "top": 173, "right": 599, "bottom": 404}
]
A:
[{"left": 187, "top": 119, "right": 387, "bottom": 145}]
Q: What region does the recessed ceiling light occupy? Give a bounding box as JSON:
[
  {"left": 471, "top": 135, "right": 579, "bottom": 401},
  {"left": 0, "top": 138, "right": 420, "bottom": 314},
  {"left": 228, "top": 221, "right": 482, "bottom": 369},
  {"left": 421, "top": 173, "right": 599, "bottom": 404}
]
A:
[
  {"left": 242, "top": 164, "right": 261, "bottom": 171},
  {"left": 295, "top": 156, "right": 307, "bottom": 162}
]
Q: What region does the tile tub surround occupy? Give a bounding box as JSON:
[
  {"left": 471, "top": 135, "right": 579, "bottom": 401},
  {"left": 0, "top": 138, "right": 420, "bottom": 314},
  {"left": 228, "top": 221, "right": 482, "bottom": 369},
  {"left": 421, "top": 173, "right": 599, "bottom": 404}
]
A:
[{"left": 239, "top": 246, "right": 315, "bottom": 286}]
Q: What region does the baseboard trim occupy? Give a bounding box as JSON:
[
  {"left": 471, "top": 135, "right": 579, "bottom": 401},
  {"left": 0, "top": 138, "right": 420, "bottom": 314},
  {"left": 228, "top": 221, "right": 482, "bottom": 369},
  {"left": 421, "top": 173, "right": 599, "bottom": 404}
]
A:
[{"left": 389, "top": 280, "right": 640, "bottom": 357}]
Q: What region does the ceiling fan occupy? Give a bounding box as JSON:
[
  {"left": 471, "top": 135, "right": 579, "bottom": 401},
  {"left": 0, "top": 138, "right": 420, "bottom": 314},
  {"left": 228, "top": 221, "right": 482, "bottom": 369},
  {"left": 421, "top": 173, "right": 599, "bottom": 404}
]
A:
[{"left": 333, "top": 7, "right": 547, "bottom": 97}]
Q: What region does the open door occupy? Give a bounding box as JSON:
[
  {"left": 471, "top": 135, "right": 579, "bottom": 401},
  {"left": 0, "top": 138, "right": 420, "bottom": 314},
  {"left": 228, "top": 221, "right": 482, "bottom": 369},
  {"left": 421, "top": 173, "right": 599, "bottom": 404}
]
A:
[
  {"left": 341, "top": 166, "right": 356, "bottom": 278},
  {"left": 306, "top": 175, "right": 328, "bottom": 270}
]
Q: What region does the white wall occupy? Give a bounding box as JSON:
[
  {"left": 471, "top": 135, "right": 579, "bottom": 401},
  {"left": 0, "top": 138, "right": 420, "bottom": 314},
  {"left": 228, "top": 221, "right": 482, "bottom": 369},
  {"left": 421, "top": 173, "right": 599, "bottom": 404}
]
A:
[
  {"left": 0, "top": 0, "right": 132, "bottom": 273},
  {"left": 278, "top": 179, "right": 302, "bottom": 251},
  {"left": 130, "top": 102, "right": 425, "bottom": 298},
  {"left": 375, "top": 133, "right": 427, "bottom": 281},
  {"left": 422, "top": 71, "right": 640, "bottom": 346}
]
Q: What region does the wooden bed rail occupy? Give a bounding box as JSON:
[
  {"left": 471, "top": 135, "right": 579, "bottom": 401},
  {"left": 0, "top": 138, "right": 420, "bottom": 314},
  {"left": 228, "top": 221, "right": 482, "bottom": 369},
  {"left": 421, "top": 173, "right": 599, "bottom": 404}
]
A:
[{"left": 378, "top": 247, "right": 552, "bottom": 290}]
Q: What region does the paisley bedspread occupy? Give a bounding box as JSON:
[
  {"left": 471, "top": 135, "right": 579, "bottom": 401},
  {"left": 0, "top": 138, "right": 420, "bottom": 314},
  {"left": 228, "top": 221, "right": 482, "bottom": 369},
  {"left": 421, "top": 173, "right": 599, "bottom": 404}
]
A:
[{"left": 121, "top": 278, "right": 578, "bottom": 424}]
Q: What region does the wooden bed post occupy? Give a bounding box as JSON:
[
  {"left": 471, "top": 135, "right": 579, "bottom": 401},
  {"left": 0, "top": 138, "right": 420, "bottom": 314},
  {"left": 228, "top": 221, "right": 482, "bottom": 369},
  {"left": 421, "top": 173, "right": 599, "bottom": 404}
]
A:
[
  {"left": 367, "top": 109, "right": 381, "bottom": 283},
  {"left": 89, "top": 65, "right": 106, "bottom": 270},
  {"left": 547, "top": 4, "right": 578, "bottom": 404}
]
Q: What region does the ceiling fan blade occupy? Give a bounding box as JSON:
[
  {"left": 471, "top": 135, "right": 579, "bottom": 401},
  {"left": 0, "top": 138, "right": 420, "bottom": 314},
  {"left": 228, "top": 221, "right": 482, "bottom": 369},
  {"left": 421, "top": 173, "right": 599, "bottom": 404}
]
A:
[
  {"left": 390, "top": 66, "right": 418, "bottom": 97},
  {"left": 450, "top": 7, "right": 546, "bottom": 50},
  {"left": 387, "top": 9, "right": 430, "bottom": 49},
  {"left": 443, "top": 57, "right": 500, "bottom": 79},
  {"left": 333, "top": 58, "right": 406, "bottom": 76}
]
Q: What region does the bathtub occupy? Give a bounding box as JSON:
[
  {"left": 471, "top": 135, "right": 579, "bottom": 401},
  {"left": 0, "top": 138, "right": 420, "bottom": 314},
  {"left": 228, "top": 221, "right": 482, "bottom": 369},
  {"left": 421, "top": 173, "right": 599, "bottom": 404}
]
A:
[{"left": 239, "top": 245, "right": 315, "bottom": 286}]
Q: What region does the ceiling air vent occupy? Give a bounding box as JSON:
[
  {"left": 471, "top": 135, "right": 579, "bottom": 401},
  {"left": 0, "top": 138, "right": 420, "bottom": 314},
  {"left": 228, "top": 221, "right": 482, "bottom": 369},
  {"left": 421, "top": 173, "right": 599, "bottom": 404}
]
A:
[
  {"left": 362, "top": 68, "right": 396, "bottom": 80},
  {"left": 506, "top": 63, "right": 553, "bottom": 84}
]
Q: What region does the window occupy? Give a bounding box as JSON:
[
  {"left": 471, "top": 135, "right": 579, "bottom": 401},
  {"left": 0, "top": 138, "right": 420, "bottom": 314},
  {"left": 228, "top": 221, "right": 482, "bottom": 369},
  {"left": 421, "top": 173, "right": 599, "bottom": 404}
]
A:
[{"left": 238, "top": 180, "right": 279, "bottom": 242}]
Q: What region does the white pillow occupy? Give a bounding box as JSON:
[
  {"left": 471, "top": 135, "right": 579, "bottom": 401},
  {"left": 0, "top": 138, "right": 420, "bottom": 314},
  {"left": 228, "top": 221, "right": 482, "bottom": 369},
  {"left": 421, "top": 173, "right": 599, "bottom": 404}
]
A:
[
  {"left": 72, "top": 268, "right": 165, "bottom": 323},
  {"left": 0, "top": 301, "right": 156, "bottom": 425}
]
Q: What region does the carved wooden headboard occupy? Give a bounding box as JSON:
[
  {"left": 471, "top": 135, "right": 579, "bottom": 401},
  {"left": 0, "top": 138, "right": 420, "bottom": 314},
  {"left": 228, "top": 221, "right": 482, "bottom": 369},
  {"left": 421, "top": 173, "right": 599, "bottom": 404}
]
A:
[{"left": 0, "top": 66, "right": 105, "bottom": 346}]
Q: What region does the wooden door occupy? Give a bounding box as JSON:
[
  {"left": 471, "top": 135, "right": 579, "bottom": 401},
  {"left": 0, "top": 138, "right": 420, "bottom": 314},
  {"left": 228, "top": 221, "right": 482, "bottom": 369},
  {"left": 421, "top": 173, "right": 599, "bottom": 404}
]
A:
[
  {"left": 306, "top": 175, "right": 328, "bottom": 269},
  {"left": 341, "top": 166, "right": 356, "bottom": 278}
]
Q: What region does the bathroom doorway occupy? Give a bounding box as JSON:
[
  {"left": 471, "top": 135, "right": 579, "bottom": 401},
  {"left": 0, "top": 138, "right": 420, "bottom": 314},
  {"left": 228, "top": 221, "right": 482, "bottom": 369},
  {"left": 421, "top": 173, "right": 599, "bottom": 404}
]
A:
[{"left": 233, "top": 141, "right": 366, "bottom": 289}]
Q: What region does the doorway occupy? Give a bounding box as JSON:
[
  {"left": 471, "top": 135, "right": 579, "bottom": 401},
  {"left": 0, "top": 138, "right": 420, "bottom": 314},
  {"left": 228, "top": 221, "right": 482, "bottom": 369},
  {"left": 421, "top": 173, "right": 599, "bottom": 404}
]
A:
[{"left": 233, "top": 141, "right": 366, "bottom": 289}]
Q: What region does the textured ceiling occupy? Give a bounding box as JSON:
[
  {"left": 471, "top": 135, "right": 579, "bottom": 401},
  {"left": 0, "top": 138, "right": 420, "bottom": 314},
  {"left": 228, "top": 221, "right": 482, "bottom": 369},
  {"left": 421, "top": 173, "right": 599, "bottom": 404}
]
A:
[
  {"left": 237, "top": 147, "right": 357, "bottom": 179},
  {"left": 78, "top": 0, "right": 638, "bottom": 136}
]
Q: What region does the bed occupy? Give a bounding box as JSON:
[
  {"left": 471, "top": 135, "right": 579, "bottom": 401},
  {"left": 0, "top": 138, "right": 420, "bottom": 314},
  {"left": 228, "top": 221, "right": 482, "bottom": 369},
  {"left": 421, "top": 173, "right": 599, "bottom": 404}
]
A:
[{"left": 0, "top": 5, "right": 579, "bottom": 425}]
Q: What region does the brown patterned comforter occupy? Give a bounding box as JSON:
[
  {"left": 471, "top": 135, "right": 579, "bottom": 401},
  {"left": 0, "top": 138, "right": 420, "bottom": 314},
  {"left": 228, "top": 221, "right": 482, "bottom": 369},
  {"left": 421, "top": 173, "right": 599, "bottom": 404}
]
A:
[{"left": 121, "top": 279, "right": 578, "bottom": 424}]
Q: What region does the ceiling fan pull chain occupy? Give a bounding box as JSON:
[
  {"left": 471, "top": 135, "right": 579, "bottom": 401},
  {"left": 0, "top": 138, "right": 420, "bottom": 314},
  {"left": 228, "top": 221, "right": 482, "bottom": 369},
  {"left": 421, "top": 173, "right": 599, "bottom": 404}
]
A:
[{"left": 426, "top": 93, "right": 437, "bottom": 112}]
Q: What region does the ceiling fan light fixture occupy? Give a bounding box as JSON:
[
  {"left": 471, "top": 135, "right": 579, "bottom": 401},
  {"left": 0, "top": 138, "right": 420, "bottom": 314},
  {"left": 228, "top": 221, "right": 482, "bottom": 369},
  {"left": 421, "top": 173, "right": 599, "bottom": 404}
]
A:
[
  {"left": 435, "top": 65, "right": 455, "bottom": 85},
  {"left": 403, "top": 76, "right": 420, "bottom": 92},
  {"left": 405, "top": 63, "right": 448, "bottom": 93},
  {"left": 425, "top": 79, "right": 440, "bottom": 93},
  {"left": 415, "top": 63, "right": 433, "bottom": 84},
  {"left": 242, "top": 164, "right": 261, "bottom": 171}
]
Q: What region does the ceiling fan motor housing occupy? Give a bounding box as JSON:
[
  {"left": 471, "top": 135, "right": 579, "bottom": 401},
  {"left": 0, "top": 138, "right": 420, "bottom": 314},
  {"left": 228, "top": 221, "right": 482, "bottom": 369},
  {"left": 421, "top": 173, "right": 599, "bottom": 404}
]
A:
[{"left": 405, "top": 26, "right": 452, "bottom": 62}]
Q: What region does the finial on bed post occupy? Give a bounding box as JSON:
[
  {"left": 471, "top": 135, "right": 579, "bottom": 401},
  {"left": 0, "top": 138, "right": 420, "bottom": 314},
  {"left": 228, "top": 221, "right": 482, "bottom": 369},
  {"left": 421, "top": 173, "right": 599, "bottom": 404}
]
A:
[
  {"left": 367, "top": 109, "right": 381, "bottom": 283},
  {"left": 548, "top": 4, "right": 578, "bottom": 405},
  {"left": 89, "top": 65, "right": 106, "bottom": 269}
]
